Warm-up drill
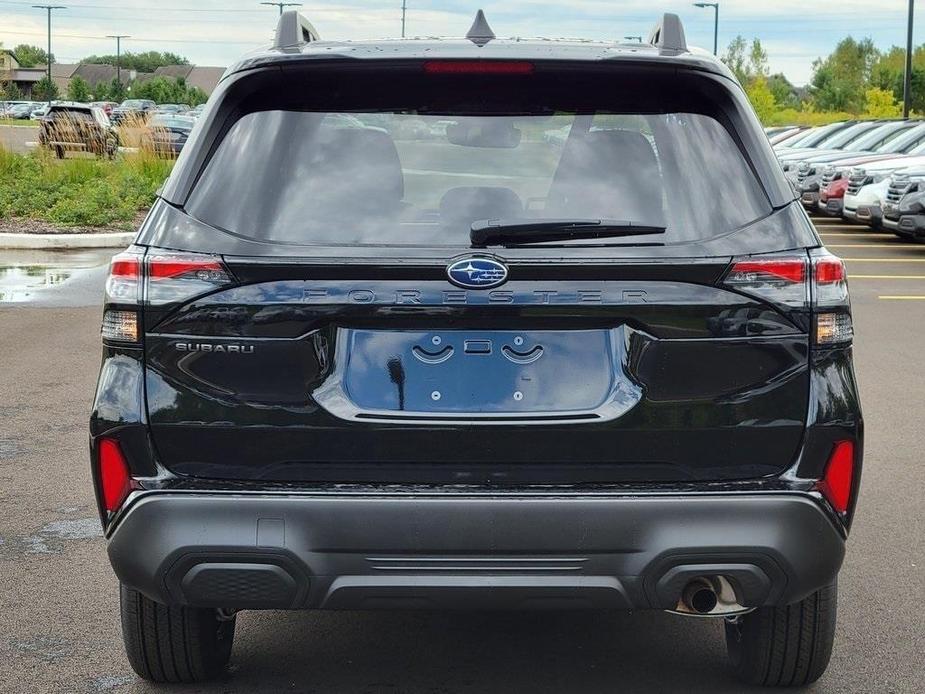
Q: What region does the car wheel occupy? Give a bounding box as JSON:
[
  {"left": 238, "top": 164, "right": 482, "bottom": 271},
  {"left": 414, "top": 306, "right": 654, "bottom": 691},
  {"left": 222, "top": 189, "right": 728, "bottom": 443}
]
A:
[
  {"left": 120, "top": 583, "right": 235, "bottom": 683},
  {"left": 724, "top": 581, "right": 836, "bottom": 687}
]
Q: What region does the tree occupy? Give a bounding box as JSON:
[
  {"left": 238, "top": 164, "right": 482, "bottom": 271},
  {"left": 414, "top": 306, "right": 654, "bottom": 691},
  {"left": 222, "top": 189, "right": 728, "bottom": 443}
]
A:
[
  {"left": 810, "top": 37, "right": 879, "bottom": 113},
  {"left": 81, "top": 51, "right": 189, "bottom": 73},
  {"left": 107, "top": 77, "right": 127, "bottom": 102},
  {"left": 870, "top": 44, "right": 925, "bottom": 113},
  {"left": 767, "top": 73, "right": 800, "bottom": 109},
  {"left": 1, "top": 80, "right": 24, "bottom": 101},
  {"left": 13, "top": 44, "right": 52, "bottom": 68},
  {"left": 129, "top": 75, "right": 207, "bottom": 106},
  {"left": 864, "top": 87, "right": 902, "bottom": 117},
  {"left": 67, "top": 75, "right": 91, "bottom": 102},
  {"left": 746, "top": 77, "right": 777, "bottom": 123},
  {"left": 92, "top": 81, "right": 110, "bottom": 101},
  {"left": 722, "top": 36, "right": 769, "bottom": 85},
  {"left": 32, "top": 76, "right": 59, "bottom": 101}
]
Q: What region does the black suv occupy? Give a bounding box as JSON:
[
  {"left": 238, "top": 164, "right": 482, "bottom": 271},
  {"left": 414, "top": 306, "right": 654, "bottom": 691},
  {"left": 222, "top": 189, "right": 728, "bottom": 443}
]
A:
[
  {"left": 90, "top": 11, "right": 862, "bottom": 687},
  {"left": 38, "top": 103, "right": 117, "bottom": 158}
]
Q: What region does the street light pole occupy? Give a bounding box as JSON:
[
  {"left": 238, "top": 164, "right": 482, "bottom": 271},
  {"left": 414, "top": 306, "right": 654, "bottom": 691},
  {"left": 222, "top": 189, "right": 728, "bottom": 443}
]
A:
[
  {"left": 693, "top": 2, "right": 719, "bottom": 55},
  {"left": 903, "top": 0, "right": 915, "bottom": 117},
  {"left": 260, "top": 2, "right": 301, "bottom": 16},
  {"left": 402, "top": 1, "right": 407, "bottom": 38},
  {"left": 32, "top": 4, "right": 65, "bottom": 98},
  {"left": 106, "top": 35, "right": 129, "bottom": 89}
]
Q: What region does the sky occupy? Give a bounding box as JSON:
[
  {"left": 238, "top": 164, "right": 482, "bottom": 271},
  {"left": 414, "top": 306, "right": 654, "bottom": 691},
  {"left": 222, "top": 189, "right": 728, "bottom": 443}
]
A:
[{"left": 0, "top": 0, "right": 922, "bottom": 85}]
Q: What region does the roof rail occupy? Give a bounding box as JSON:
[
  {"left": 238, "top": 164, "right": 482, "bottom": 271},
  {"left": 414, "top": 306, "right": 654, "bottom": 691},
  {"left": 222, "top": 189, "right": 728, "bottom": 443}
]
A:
[
  {"left": 274, "top": 10, "right": 321, "bottom": 49},
  {"left": 647, "top": 13, "right": 687, "bottom": 53}
]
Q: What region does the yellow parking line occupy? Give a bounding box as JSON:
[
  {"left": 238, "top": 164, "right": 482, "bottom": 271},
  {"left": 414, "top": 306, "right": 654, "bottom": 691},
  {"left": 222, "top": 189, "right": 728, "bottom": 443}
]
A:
[
  {"left": 842, "top": 258, "right": 925, "bottom": 262},
  {"left": 819, "top": 233, "right": 892, "bottom": 238},
  {"left": 827, "top": 244, "right": 920, "bottom": 249},
  {"left": 878, "top": 296, "right": 925, "bottom": 300},
  {"left": 849, "top": 274, "right": 925, "bottom": 279}
]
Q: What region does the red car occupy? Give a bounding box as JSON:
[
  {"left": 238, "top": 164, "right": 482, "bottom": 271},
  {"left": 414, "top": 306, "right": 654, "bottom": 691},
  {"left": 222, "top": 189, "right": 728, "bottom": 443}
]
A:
[{"left": 819, "top": 177, "right": 850, "bottom": 216}]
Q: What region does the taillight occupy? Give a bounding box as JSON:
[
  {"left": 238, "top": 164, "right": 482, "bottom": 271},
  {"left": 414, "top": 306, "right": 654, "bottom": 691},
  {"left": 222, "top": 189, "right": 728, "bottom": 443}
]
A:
[
  {"left": 423, "top": 60, "right": 535, "bottom": 74},
  {"left": 101, "top": 248, "right": 233, "bottom": 343},
  {"left": 723, "top": 252, "right": 853, "bottom": 346},
  {"left": 815, "top": 440, "right": 855, "bottom": 515},
  {"left": 145, "top": 251, "right": 232, "bottom": 305},
  {"left": 97, "top": 438, "right": 133, "bottom": 513},
  {"left": 723, "top": 257, "right": 808, "bottom": 307},
  {"left": 813, "top": 254, "right": 853, "bottom": 345},
  {"left": 102, "top": 248, "right": 143, "bottom": 343}
]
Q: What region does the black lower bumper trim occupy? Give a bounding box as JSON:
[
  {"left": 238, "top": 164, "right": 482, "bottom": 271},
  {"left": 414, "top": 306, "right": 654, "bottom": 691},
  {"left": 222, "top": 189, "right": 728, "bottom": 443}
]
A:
[{"left": 107, "top": 492, "right": 845, "bottom": 611}]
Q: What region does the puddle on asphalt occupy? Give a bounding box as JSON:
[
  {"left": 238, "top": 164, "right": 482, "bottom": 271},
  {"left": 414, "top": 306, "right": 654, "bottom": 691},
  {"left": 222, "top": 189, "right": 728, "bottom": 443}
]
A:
[{"left": 0, "top": 248, "right": 116, "bottom": 303}]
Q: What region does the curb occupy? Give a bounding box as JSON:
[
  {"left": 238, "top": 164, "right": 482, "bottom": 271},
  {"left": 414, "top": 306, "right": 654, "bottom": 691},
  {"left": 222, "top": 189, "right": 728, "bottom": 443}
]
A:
[{"left": 0, "top": 232, "right": 135, "bottom": 249}]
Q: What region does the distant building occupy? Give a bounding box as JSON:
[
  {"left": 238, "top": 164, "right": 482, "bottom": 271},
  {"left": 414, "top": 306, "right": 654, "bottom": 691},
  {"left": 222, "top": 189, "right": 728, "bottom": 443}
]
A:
[
  {"left": 152, "top": 65, "right": 225, "bottom": 95},
  {"left": 0, "top": 50, "right": 46, "bottom": 98},
  {"left": 47, "top": 63, "right": 225, "bottom": 99}
]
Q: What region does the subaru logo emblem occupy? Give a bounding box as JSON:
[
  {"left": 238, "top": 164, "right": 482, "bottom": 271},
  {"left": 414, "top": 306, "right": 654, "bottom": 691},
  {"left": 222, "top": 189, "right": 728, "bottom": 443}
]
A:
[{"left": 446, "top": 257, "right": 509, "bottom": 289}]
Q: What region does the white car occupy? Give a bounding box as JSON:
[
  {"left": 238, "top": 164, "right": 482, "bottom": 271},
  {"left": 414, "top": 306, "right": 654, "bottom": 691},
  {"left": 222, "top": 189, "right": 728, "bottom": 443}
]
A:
[{"left": 841, "top": 156, "right": 925, "bottom": 227}]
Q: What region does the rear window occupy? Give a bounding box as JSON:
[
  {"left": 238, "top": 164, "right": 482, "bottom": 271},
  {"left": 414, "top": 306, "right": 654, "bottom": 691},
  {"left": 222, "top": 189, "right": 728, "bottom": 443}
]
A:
[
  {"left": 49, "top": 108, "right": 93, "bottom": 121},
  {"left": 184, "top": 72, "right": 772, "bottom": 248}
]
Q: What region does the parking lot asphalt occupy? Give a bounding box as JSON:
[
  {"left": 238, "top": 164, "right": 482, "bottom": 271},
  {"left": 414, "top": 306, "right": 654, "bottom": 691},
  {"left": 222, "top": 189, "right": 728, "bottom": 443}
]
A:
[
  {"left": 0, "top": 217, "right": 923, "bottom": 693},
  {"left": 0, "top": 125, "right": 36, "bottom": 155}
]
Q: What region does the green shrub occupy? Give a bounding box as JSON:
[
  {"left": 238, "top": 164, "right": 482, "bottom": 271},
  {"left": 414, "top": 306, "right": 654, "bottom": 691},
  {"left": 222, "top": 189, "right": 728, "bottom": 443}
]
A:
[{"left": 0, "top": 149, "right": 173, "bottom": 228}]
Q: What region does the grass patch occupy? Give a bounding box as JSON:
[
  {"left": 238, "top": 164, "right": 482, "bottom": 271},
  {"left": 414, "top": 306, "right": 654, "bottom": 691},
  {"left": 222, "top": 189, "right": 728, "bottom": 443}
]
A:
[
  {"left": 0, "top": 147, "right": 173, "bottom": 229},
  {"left": 0, "top": 119, "right": 39, "bottom": 127}
]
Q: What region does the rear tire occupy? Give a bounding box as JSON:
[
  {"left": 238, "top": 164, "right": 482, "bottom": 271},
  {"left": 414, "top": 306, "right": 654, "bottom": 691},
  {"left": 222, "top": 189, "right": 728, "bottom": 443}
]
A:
[
  {"left": 119, "top": 584, "right": 235, "bottom": 683},
  {"left": 725, "top": 581, "right": 837, "bottom": 687}
]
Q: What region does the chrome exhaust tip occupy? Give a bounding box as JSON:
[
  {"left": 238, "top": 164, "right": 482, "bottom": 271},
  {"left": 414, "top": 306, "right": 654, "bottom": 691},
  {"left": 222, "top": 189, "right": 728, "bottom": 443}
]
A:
[
  {"left": 670, "top": 575, "right": 753, "bottom": 617},
  {"left": 683, "top": 577, "right": 718, "bottom": 614}
]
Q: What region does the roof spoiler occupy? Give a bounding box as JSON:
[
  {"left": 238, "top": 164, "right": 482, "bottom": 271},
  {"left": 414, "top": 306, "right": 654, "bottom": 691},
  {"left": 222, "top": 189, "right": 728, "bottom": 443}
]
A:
[
  {"left": 274, "top": 10, "right": 321, "bottom": 49},
  {"left": 647, "top": 13, "right": 687, "bottom": 53}
]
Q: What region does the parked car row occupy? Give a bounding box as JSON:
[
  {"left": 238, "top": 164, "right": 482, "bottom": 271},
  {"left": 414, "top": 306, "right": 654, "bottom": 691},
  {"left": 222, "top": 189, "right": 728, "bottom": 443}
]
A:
[
  {"left": 773, "top": 119, "right": 925, "bottom": 241},
  {"left": 33, "top": 102, "right": 196, "bottom": 159},
  {"left": 0, "top": 100, "right": 48, "bottom": 119}
]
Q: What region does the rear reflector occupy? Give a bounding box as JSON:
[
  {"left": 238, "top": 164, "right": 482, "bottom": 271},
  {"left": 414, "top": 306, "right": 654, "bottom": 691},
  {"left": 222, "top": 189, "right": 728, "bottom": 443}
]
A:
[
  {"left": 97, "top": 438, "right": 132, "bottom": 513},
  {"left": 817, "top": 440, "right": 855, "bottom": 514},
  {"left": 423, "top": 60, "right": 535, "bottom": 74},
  {"left": 101, "top": 309, "right": 139, "bottom": 343}
]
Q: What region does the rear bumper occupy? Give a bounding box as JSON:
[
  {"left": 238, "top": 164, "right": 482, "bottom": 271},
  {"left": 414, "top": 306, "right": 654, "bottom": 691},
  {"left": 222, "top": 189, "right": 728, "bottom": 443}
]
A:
[
  {"left": 817, "top": 198, "right": 843, "bottom": 216},
  {"left": 107, "top": 491, "right": 845, "bottom": 612},
  {"left": 896, "top": 214, "right": 925, "bottom": 239}
]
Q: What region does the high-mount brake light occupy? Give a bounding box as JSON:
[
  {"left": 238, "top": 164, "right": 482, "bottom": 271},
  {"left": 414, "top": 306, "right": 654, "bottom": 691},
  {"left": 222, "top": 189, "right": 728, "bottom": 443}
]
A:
[
  {"left": 97, "top": 438, "right": 133, "bottom": 514},
  {"left": 423, "top": 60, "right": 535, "bottom": 74},
  {"left": 816, "top": 440, "right": 855, "bottom": 515}
]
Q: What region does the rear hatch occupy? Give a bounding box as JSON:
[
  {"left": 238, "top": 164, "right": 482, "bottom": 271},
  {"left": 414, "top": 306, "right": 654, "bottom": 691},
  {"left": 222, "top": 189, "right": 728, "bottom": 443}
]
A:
[{"left": 137, "top": 60, "right": 817, "bottom": 485}]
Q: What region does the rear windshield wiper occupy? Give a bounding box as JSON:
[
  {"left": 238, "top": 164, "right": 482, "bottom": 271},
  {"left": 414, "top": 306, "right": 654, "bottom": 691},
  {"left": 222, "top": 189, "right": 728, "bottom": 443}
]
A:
[{"left": 470, "top": 219, "right": 667, "bottom": 247}]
